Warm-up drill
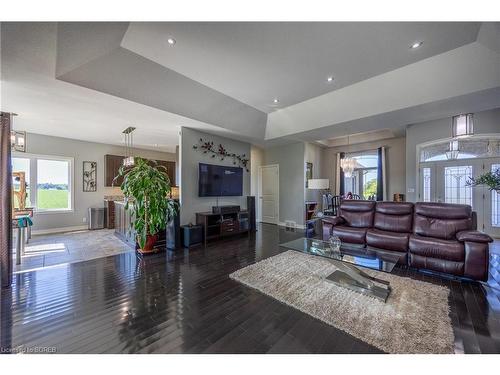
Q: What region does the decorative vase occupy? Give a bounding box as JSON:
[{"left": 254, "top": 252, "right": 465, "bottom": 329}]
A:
[
  {"left": 328, "top": 235, "right": 341, "bottom": 252},
  {"left": 137, "top": 234, "right": 159, "bottom": 254}
]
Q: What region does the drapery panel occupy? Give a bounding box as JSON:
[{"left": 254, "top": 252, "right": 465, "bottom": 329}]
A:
[
  {"left": 338, "top": 152, "right": 345, "bottom": 196},
  {"left": 1, "top": 112, "right": 13, "bottom": 288},
  {"left": 376, "top": 146, "right": 386, "bottom": 201}
]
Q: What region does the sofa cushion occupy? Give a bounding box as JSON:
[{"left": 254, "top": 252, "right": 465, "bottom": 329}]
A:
[
  {"left": 322, "top": 216, "right": 345, "bottom": 227},
  {"left": 413, "top": 202, "right": 472, "bottom": 240},
  {"left": 366, "top": 228, "right": 409, "bottom": 252},
  {"left": 373, "top": 202, "right": 413, "bottom": 233},
  {"left": 332, "top": 225, "right": 367, "bottom": 245},
  {"left": 339, "top": 200, "right": 375, "bottom": 228},
  {"left": 409, "top": 234, "right": 464, "bottom": 262},
  {"left": 409, "top": 254, "right": 464, "bottom": 277}
]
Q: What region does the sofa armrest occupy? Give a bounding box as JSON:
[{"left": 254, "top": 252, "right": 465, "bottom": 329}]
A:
[
  {"left": 456, "top": 230, "right": 493, "bottom": 243},
  {"left": 322, "top": 216, "right": 345, "bottom": 227}
]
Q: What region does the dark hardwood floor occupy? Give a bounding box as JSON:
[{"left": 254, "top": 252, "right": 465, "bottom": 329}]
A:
[{"left": 1, "top": 223, "right": 500, "bottom": 354}]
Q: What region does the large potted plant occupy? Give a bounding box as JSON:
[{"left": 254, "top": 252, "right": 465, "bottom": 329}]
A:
[{"left": 115, "top": 157, "right": 178, "bottom": 254}]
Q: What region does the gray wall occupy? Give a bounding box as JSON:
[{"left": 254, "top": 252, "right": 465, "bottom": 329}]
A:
[
  {"left": 263, "top": 142, "right": 306, "bottom": 226},
  {"left": 406, "top": 107, "right": 500, "bottom": 201},
  {"left": 180, "top": 127, "right": 251, "bottom": 225},
  {"left": 17, "top": 132, "right": 175, "bottom": 232},
  {"left": 304, "top": 142, "right": 325, "bottom": 205},
  {"left": 322, "top": 137, "right": 406, "bottom": 200},
  {"left": 250, "top": 145, "right": 264, "bottom": 221}
]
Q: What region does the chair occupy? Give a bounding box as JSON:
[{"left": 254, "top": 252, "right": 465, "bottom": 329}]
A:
[{"left": 331, "top": 195, "right": 341, "bottom": 216}]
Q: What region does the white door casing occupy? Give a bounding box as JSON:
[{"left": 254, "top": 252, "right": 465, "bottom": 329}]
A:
[{"left": 259, "top": 164, "right": 279, "bottom": 224}]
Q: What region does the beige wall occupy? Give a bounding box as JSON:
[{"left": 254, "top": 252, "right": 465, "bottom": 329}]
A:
[{"left": 321, "top": 137, "right": 406, "bottom": 200}]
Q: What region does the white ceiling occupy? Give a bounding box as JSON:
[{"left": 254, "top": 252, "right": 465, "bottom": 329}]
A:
[
  {"left": 1, "top": 22, "right": 499, "bottom": 151},
  {"left": 122, "top": 22, "right": 481, "bottom": 113},
  {"left": 0, "top": 23, "right": 237, "bottom": 153}
]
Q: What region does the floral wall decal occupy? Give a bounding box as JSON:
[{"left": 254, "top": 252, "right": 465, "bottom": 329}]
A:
[{"left": 193, "top": 138, "right": 249, "bottom": 172}]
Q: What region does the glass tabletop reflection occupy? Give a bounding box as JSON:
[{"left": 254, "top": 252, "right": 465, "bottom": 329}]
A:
[{"left": 280, "top": 237, "right": 399, "bottom": 273}]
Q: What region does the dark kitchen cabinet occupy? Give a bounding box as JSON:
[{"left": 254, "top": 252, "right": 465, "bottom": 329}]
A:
[
  {"left": 105, "top": 155, "right": 176, "bottom": 187},
  {"left": 157, "top": 160, "right": 176, "bottom": 186},
  {"left": 104, "top": 154, "right": 124, "bottom": 187}
]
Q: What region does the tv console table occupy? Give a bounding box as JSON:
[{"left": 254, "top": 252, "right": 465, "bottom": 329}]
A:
[{"left": 196, "top": 210, "right": 249, "bottom": 246}]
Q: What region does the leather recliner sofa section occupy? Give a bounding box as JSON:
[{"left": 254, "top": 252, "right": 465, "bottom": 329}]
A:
[{"left": 322, "top": 200, "right": 493, "bottom": 281}]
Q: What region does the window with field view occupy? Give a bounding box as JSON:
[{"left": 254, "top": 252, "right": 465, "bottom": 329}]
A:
[
  {"left": 37, "top": 159, "right": 71, "bottom": 210},
  {"left": 11, "top": 155, "right": 73, "bottom": 212}
]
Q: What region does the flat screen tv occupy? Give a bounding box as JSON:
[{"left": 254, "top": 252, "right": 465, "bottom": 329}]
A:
[{"left": 198, "top": 163, "right": 243, "bottom": 197}]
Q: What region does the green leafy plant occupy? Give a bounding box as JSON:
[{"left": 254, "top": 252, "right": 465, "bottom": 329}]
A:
[
  {"left": 114, "top": 157, "right": 178, "bottom": 249},
  {"left": 467, "top": 168, "right": 500, "bottom": 193}
]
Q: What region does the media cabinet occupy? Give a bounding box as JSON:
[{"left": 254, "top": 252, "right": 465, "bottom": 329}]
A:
[{"left": 196, "top": 210, "right": 249, "bottom": 246}]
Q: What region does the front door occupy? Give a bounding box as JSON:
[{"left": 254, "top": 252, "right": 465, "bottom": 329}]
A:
[
  {"left": 419, "top": 158, "right": 500, "bottom": 237},
  {"left": 483, "top": 161, "right": 500, "bottom": 238},
  {"left": 259, "top": 165, "right": 279, "bottom": 224}
]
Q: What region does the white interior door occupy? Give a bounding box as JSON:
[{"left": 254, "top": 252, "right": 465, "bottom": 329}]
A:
[{"left": 259, "top": 164, "right": 279, "bottom": 224}]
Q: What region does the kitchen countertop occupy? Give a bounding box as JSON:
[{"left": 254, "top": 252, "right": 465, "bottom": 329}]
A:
[{"left": 104, "top": 196, "right": 124, "bottom": 201}]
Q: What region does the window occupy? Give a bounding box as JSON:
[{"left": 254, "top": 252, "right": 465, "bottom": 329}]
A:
[
  {"left": 342, "top": 151, "right": 378, "bottom": 199},
  {"left": 11, "top": 154, "right": 73, "bottom": 212},
  {"left": 444, "top": 165, "right": 472, "bottom": 206},
  {"left": 12, "top": 157, "right": 32, "bottom": 208},
  {"left": 492, "top": 164, "right": 500, "bottom": 228},
  {"left": 422, "top": 167, "right": 431, "bottom": 202},
  {"left": 37, "top": 159, "right": 71, "bottom": 210}
]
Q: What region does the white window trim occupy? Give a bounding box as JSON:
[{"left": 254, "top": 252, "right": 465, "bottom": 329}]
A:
[{"left": 12, "top": 152, "right": 75, "bottom": 214}]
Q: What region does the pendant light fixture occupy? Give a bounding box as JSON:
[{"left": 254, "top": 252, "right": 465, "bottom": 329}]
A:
[
  {"left": 340, "top": 135, "right": 356, "bottom": 178},
  {"left": 122, "top": 126, "right": 136, "bottom": 167},
  {"left": 451, "top": 113, "right": 474, "bottom": 139},
  {"left": 445, "top": 139, "right": 460, "bottom": 160}
]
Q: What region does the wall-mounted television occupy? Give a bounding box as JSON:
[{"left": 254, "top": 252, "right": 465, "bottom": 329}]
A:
[{"left": 198, "top": 163, "right": 243, "bottom": 197}]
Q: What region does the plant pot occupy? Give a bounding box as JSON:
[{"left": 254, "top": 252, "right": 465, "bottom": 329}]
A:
[{"left": 137, "top": 234, "right": 159, "bottom": 254}]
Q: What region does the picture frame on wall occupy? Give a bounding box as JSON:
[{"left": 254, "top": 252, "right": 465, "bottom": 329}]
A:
[
  {"left": 83, "top": 161, "right": 97, "bottom": 192},
  {"left": 305, "top": 162, "right": 313, "bottom": 188}
]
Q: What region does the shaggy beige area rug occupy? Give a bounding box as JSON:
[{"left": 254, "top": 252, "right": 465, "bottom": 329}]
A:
[{"left": 230, "top": 250, "right": 454, "bottom": 354}]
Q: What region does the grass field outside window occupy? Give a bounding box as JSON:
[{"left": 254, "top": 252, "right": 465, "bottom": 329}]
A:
[{"left": 37, "top": 189, "right": 70, "bottom": 210}]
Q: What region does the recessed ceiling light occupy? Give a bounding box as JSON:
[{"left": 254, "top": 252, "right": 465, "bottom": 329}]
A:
[
  {"left": 273, "top": 98, "right": 280, "bottom": 104},
  {"left": 167, "top": 37, "right": 176, "bottom": 46},
  {"left": 410, "top": 41, "right": 423, "bottom": 49},
  {"left": 327, "top": 76, "right": 334, "bottom": 83}
]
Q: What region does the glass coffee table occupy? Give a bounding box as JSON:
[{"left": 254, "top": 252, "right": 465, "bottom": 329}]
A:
[{"left": 280, "top": 237, "right": 400, "bottom": 302}]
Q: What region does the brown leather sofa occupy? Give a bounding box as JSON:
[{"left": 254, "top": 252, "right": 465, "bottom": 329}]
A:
[{"left": 322, "top": 200, "right": 493, "bottom": 281}]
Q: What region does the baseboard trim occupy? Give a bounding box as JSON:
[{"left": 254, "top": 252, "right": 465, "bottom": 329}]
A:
[
  {"left": 278, "top": 222, "right": 306, "bottom": 230},
  {"left": 31, "top": 225, "right": 89, "bottom": 236}
]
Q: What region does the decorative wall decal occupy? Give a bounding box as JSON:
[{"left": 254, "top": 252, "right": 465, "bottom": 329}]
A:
[
  {"left": 193, "top": 138, "right": 250, "bottom": 171},
  {"left": 83, "top": 161, "right": 97, "bottom": 192}
]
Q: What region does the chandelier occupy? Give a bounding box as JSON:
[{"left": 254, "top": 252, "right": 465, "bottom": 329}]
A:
[
  {"left": 341, "top": 157, "right": 356, "bottom": 178},
  {"left": 122, "top": 126, "right": 136, "bottom": 167},
  {"left": 445, "top": 139, "right": 460, "bottom": 160},
  {"left": 340, "top": 135, "right": 356, "bottom": 178},
  {"left": 451, "top": 113, "right": 474, "bottom": 138}
]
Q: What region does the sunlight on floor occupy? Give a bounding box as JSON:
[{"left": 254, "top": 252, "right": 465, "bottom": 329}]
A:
[{"left": 24, "top": 242, "right": 68, "bottom": 255}]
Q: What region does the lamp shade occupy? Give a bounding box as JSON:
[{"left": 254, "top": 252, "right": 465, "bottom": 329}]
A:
[
  {"left": 452, "top": 114, "right": 474, "bottom": 138},
  {"left": 307, "top": 179, "right": 329, "bottom": 189}
]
